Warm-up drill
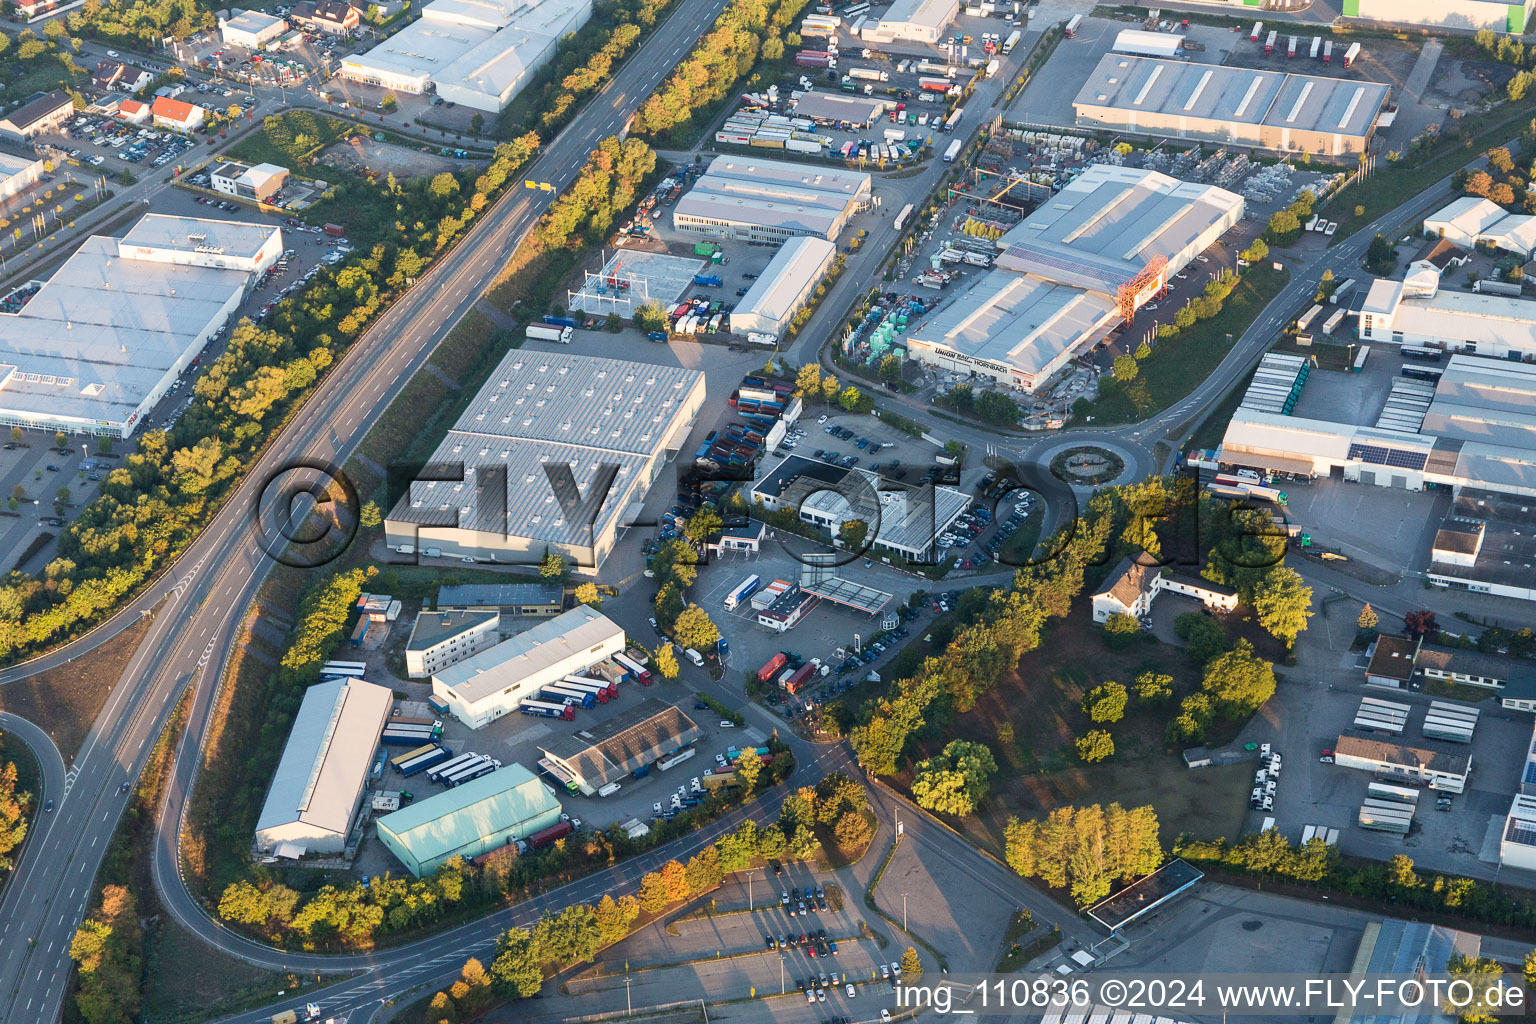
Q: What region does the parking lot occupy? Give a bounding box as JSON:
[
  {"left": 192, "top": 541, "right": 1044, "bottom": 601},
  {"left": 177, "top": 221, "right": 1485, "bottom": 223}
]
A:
[
  {"left": 54, "top": 111, "right": 205, "bottom": 174},
  {"left": 0, "top": 436, "right": 114, "bottom": 576}
]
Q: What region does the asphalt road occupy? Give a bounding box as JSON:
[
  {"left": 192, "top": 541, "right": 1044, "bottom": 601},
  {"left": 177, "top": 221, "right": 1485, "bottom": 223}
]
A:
[{"left": 0, "top": 0, "right": 735, "bottom": 1016}]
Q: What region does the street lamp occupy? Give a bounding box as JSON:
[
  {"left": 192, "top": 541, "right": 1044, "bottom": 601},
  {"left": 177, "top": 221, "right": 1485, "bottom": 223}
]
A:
[
  {"left": 625, "top": 975, "right": 632, "bottom": 1015},
  {"left": 902, "top": 892, "right": 909, "bottom": 932},
  {"left": 748, "top": 869, "right": 757, "bottom": 911}
]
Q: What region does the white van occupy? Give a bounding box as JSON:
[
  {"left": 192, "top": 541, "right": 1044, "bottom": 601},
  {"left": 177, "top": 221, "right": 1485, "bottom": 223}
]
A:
[
  {"left": 597, "top": 781, "right": 622, "bottom": 797},
  {"left": 684, "top": 648, "right": 705, "bottom": 667}
]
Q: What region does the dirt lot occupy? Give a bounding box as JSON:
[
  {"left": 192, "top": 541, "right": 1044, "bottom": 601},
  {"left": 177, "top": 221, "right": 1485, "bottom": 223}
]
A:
[
  {"left": 320, "top": 137, "right": 481, "bottom": 179},
  {"left": 0, "top": 615, "right": 153, "bottom": 759},
  {"left": 896, "top": 608, "right": 1258, "bottom": 854}
]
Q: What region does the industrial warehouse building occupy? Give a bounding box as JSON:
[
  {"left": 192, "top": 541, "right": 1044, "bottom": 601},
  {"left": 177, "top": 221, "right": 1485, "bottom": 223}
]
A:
[
  {"left": 1217, "top": 357, "right": 1536, "bottom": 502},
  {"left": 0, "top": 214, "right": 282, "bottom": 439},
  {"left": 1429, "top": 490, "right": 1536, "bottom": 604},
  {"left": 254, "top": 676, "right": 392, "bottom": 856},
  {"left": 405, "top": 607, "right": 501, "bottom": 678},
  {"left": 673, "top": 156, "right": 872, "bottom": 244},
  {"left": 1331, "top": 733, "right": 1472, "bottom": 793},
  {"left": 751, "top": 453, "right": 970, "bottom": 562},
  {"left": 730, "top": 236, "right": 837, "bottom": 341},
  {"left": 906, "top": 165, "right": 1243, "bottom": 392},
  {"left": 859, "top": 0, "right": 957, "bottom": 43},
  {"left": 220, "top": 8, "right": 289, "bottom": 47},
  {"left": 1359, "top": 270, "right": 1536, "bottom": 360},
  {"left": 383, "top": 352, "right": 705, "bottom": 568},
  {"left": 435, "top": 582, "right": 564, "bottom": 617},
  {"left": 1342, "top": 0, "right": 1536, "bottom": 33},
  {"left": 431, "top": 605, "right": 626, "bottom": 728},
  {"left": 1423, "top": 196, "right": 1536, "bottom": 258},
  {"left": 375, "top": 764, "right": 563, "bottom": 875},
  {"left": 0, "top": 150, "right": 45, "bottom": 205},
  {"left": 1073, "top": 55, "right": 1390, "bottom": 158},
  {"left": 539, "top": 698, "right": 702, "bottom": 792},
  {"left": 340, "top": 0, "right": 591, "bottom": 111}
]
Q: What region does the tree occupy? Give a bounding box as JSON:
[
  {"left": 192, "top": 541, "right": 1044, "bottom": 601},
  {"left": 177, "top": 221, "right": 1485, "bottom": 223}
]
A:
[
  {"left": 900, "top": 946, "right": 923, "bottom": 979},
  {"left": 1082, "top": 681, "right": 1128, "bottom": 723},
  {"left": 683, "top": 508, "right": 722, "bottom": 544},
  {"left": 0, "top": 759, "right": 31, "bottom": 871},
  {"left": 1113, "top": 354, "right": 1139, "bottom": 382},
  {"left": 359, "top": 500, "right": 382, "bottom": 529},
  {"left": 1357, "top": 603, "right": 1378, "bottom": 630},
  {"left": 1200, "top": 639, "right": 1276, "bottom": 717},
  {"left": 55, "top": 431, "right": 67, "bottom": 448},
  {"left": 1465, "top": 170, "right": 1494, "bottom": 197},
  {"left": 1443, "top": 955, "right": 1505, "bottom": 1024},
  {"left": 9, "top": 427, "right": 22, "bottom": 443},
  {"left": 837, "top": 519, "right": 869, "bottom": 551},
  {"left": 1132, "top": 671, "right": 1173, "bottom": 703},
  {"left": 1252, "top": 567, "right": 1313, "bottom": 647},
  {"left": 1075, "top": 729, "right": 1114, "bottom": 763},
  {"left": 1103, "top": 612, "right": 1140, "bottom": 647},
  {"left": 1266, "top": 208, "right": 1300, "bottom": 240},
  {"left": 1404, "top": 610, "right": 1438, "bottom": 638},
  {"left": 1004, "top": 803, "right": 1162, "bottom": 906},
  {"left": 795, "top": 362, "right": 825, "bottom": 400},
  {"left": 10, "top": 485, "right": 23, "bottom": 502},
  {"left": 652, "top": 644, "right": 679, "bottom": 680},
  {"left": 538, "top": 551, "right": 566, "bottom": 578},
  {"left": 489, "top": 927, "right": 542, "bottom": 998},
  {"left": 1387, "top": 853, "right": 1419, "bottom": 889},
  {"left": 911, "top": 740, "right": 997, "bottom": 816},
  {"left": 834, "top": 810, "right": 872, "bottom": 849},
  {"left": 574, "top": 582, "right": 603, "bottom": 609},
  {"left": 878, "top": 353, "right": 904, "bottom": 384},
  {"left": 974, "top": 390, "right": 1020, "bottom": 425},
  {"left": 1174, "top": 612, "right": 1229, "bottom": 665},
  {"left": 735, "top": 748, "right": 762, "bottom": 791},
  {"left": 671, "top": 604, "right": 720, "bottom": 651},
  {"left": 837, "top": 385, "right": 865, "bottom": 411},
  {"left": 1489, "top": 146, "right": 1515, "bottom": 174},
  {"left": 1365, "top": 233, "right": 1396, "bottom": 274},
  {"left": 1134, "top": 341, "right": 1152, "bottom": 361},
  {"left": 1239, "top": 237, "right": 1269, "bottom": 264},
  {"left": 55, "top": 486, "right": 70, "bottom": 505},
  {"left": 469, "top": 112, "right": 485, "bottom": 135},
  {"left": 634, "top": 300, "right": 668, "bottom": 334}
]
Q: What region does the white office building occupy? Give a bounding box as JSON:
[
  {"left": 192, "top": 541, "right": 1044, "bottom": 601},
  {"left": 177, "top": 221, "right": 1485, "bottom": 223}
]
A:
[
  {"left": 431, "top": 605, "right": 625, "bottom": 728},
  {"left": 1423, "top": 196, "right": 1536, "bottom": 258},
  {"left": 906, "top": 165, "right": 1243, "bottom": 392},
  {"left": 220, "top": 8, "right": 289, "bottom": 47},
  {"left": 730, "top": 236, "right": 837, "bottom": 340},
  {"left": 404, "top": 607, "right": 501, "bottom": 678},
  {"left": 860, "top": 0, "right": 957, "bottom": 43},
  {"left": 254, "top": 676, "right": 392, "bottom": 855},
  {"left": 0, "top": 150, "right": 45, "bottom": 205},
  {"left": 0, "top": 214, "right": 281, "bottom": 438}
]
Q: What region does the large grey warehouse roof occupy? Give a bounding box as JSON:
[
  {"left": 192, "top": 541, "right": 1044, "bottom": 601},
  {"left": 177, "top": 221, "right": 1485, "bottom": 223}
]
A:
[
  {"left": 994, "top": 165, "right": 1244, "bottom": 292},
  {"left": 909, "top": 270, "right": 1116, "bottom": 375},
  {"left": 387, "top": 352, "right": 704, "bottom": 547},
  {"left": 1425, "top": 356, "right": 1536, "bottom": 450},
  {"left": 793, "top": 91, "right": 888, "bottom": 124},
  {"left": 1074, "top": 54, "right": 1389, "bottom": 141},
  {"left": 734, "top": 236, "right": 837, "bottom": 326},
  {"left": 121, "top": 213, "right": 279, "bottom": 261},
  {"left": 675, "top": 155, "right": 870, "bottom": 234},
  {"left": 0, "top": 216, "right": 277, "bottom": 431},
  {"left": 436, "top": 582, "right": 563, "bottom": 608}
]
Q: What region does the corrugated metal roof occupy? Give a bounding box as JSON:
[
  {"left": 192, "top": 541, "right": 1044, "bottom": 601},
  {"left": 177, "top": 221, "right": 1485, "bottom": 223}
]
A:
[
  {"left": 434, "top": 605, "right": 623, "bottom": 704},
  {"left": 734, "top": 237, "right": 836, "bottom": 327},
  {"left": 375, "top": 763, "right": 561, "bottom": 865},
  {"left": 256, "top": 677, "right": 392, "bottom": 844}
]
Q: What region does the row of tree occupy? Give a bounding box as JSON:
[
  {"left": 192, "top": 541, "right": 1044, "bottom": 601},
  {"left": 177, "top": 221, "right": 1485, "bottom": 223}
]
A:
[
  {"left": 0, "top": 754, "right": 30, "bottom": 874},
  {"left": 68, "top": 884, "right": 143, "bottom": 1024},
  {"left": 1004, "top": 803, "right": 1163, "bottom": 907},
  {"left": 632, "top": 0, "right": 813, "bottom": 139}
]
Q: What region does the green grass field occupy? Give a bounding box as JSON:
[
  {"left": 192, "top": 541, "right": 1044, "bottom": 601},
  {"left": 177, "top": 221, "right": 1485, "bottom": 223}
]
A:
[{"left": 1081, "top": 267, "right": 1291, "bottom": 426}]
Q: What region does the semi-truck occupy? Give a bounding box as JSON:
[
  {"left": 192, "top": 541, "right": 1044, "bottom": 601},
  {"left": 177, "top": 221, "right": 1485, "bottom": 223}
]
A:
[
  {"left": 1003, "top": 29, "right": 1021, "bottom": 53},
  {"left": 1287, "top": 35, "right": 1296, "bottom": 57},
  {"left": 702, "top": 769, "right": 739, "bottom": 790},
  {"left": 521, "top": 820, "right": 574, "bottom": 852},
  {"left": 724, "top": 574, "right": 762, "bottom": 611},
  {"left": 918, "top": 76, "right": 953, "bottom": 93},
  {"left": 795, "top": 50, "right": 836, "bottom": 68},
  {"left": 757, "top": 651, "right": 788, "bottom": 683},
  {"left": 1064, "top": 13, "right": 1081, "bottom": 36},
  {"left": 381, "top": 724, "right": 441, "bottom": 745},
  {"left": 1250, "top": 20, "right": 1263, "bottom": 41},
  {"left": 1309, "top": 35, "right": 1321, "bottom": 59},
  {"left": 658, "top": 747, "right": 697, "bottom": 771},
  {"left": 1343, "top": 41, "right": 1360, "bottom": 67},
  {"left": 848, "top": 67, "right": 888, "bottom": 81},
  {"left": 441, "top": 756, "right": 499, "bottom": 787},
  {"left": 694, "top": 273, "right": 723, "bottom": 286},
  {"left": 520, "top": 699, "right": 575, "bottom": 720},
  {"left": 615, "top": 651, "right": 653, "bottom": 684},
  {"left": 427, "top": 752, "right": 482, "bottom": 781},
  {"left": 389, "top": 742, "right": 438, "bottom": 771},
  {"left": 526, "top": 323, "right": 572, "bottom": 344},
  {"left": 558, "top": 677, "right": 612, "bottom": 702},
  {"left": 783, "top": 662, "right": 817, "bottom": 694},
  {"left": 1330, "top": 277, "right": 1355, "bottom": 304},
  {"left": 540, "top": 684, "right": 596, "bottom": 708},
  {"left": 398, "top": 744, "right": 453, "bottom": 777},
  {"left": 1323, "top": 40, "right": 1333, "bottom": 63},
  {"left": 1264, "top": 30, "right": 1276, "bottom": 55},
  {"left": 943, "top": 139, "right": 961, "bottom": 163}
]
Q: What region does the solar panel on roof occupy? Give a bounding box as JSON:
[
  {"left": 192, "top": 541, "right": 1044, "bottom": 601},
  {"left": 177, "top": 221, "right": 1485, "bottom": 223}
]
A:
[
  {"left": 1347, "top": 443, "right": 1427, "bottom": 471},
  {"left": 1507, "top": 818, "right": 1536, "bottom": 847},
  {"left": 1525, "top": 759, "right": 1536, "bottom": 785}
]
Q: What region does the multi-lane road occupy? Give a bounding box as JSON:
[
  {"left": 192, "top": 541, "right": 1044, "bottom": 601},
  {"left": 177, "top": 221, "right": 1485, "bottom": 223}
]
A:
[
  {"left": 0, "top": 0, "right": 736, "bottom": 1016},
  {"left": 0, "top": 11, "right": 1503, "bottom": 1024}
]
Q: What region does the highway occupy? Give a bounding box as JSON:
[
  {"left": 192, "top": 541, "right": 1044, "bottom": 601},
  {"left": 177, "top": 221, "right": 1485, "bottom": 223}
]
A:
[
  {"left": 0, "top": 0, "right": 733, "bottom": 1015},
  {"left": 0, "top": 15, "right": 1503, "bottom": 1024}
]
